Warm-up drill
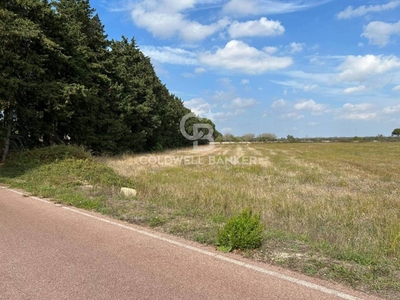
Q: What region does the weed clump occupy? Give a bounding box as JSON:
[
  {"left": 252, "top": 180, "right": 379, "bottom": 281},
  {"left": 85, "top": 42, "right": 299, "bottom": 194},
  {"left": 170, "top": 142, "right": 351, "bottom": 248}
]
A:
[{"left": 216, "top": 208, "right": 263, "bottom": 252}]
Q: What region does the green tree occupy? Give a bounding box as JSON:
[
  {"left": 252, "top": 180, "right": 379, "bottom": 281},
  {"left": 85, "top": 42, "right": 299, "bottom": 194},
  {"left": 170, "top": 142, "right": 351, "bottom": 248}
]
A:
[
  {"left": 49, "top": 0, "right": 121, "bottom": 152},
  {"left": 392, "top": 128, "right": 400, "bottom": 137},
  {"left": 0, "top": 0, "right": 65, "bottom": 160},
  {"left": 0, "top": 0, "right": 220, "bottom": 157},
  {"left": 242, "top": 133, "right": 255, "bottom": 142},
  {"left": 215, "top": 135, "right": 223, "bottom": 143},
  {"left": 223, "top": 133, "right": 234, "bottom": 142},
  {"left": 256, "top": 133, "right": 277, "bottom": 142},
  {"left": 198, "top": 117, "right": 220, "bottom": 144},
  {"left": 158, "top": 94, "right": 192, "bottom": 149},
  {"left": 107, "top": 37, "right": 191, "bottom": 152},
  {"left": 287, "top": 135, "right": 296, "bottom": 142}
]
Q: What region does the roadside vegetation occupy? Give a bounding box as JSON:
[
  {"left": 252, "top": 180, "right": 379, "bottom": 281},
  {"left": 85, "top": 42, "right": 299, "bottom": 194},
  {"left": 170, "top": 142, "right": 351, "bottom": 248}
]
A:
[
  {"left": 101, "top": 142, "right": 400, "bottom": 299},
  {"left": 0, "top": 146, "right": 135, "bottom": 210},
  {"left": 1, "top": 142, "right": 400, "bottom": 299}
]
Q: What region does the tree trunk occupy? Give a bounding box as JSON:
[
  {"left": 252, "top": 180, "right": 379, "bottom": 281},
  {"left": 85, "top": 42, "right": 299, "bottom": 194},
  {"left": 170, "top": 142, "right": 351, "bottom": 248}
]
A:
[{"left": 2, "top": 108, "right": 13, "bottom": 163}]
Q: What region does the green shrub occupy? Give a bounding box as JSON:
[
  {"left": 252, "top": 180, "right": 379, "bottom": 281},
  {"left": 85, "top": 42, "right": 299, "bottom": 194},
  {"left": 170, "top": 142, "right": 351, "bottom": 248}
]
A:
[{"left": 216, "top": 208, "right": 263, "bottom": 252}]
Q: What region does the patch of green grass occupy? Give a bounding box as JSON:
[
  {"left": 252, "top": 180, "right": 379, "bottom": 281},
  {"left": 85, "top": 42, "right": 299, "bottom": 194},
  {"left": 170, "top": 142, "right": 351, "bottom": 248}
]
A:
[
  {"left": 304, "top": 265, "right": 317, "bottom": 275},
  {"left": 194, "top": 231, "right": 216, "bottom": 244},
  {"left": 329, "top": 264, "right": 361, "bottom": 287},
  {"left": 0, "top": 145, "right": 134, "bottom": 210},
  {"left": 148, "top": 216, "right": 168, "bottom": 228}
]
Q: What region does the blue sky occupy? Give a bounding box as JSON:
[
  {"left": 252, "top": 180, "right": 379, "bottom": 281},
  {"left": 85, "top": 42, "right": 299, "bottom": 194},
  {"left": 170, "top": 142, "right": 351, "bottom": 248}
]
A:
[{"left": 92, "top": 0, "right": 400, "bottom": 138}]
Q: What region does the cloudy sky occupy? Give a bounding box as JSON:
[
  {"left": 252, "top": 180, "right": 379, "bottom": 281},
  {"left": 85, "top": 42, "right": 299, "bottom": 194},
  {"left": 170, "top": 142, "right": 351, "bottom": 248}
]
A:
[{"left": 93, "top": 0, "right": 400, "bottom": 138}]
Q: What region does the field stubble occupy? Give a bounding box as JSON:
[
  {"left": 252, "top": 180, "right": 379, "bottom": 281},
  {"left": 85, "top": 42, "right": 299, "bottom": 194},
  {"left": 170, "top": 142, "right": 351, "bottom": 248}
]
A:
[{"left": 102, "top": 142, "right": 400, "bottom": 298}]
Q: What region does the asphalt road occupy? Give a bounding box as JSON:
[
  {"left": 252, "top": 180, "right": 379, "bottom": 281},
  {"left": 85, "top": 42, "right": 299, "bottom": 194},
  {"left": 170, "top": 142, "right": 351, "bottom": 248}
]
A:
[{"left": 0, "top": 188, "right": 382, "bottom": 300}]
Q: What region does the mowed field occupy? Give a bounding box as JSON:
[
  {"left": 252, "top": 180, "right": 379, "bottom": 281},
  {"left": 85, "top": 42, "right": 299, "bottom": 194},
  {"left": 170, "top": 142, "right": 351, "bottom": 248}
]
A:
[{"left": 102, "top": 142, "right": 400, "bottom": 297}]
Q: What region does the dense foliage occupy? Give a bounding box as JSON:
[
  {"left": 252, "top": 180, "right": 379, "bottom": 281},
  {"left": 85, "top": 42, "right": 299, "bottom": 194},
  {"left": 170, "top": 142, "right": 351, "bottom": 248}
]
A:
[
  {"left": 0, "top": 0, "right": 218, "bottom": 159},
  {"left": 216, "top": 208, "right": 263, "bottom": 252}
]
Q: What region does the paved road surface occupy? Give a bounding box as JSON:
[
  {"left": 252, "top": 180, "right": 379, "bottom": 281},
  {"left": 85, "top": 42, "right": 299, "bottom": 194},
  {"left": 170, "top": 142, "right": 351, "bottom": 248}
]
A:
[{"left": 0, "top": 188, "right": 381, "bottom": 300}]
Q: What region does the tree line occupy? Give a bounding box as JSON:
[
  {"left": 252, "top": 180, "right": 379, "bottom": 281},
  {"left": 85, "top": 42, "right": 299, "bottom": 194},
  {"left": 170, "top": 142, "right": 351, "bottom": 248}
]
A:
[
  {"left": 0, "top": 0, "right": 218, "bottom": 161},
  {"left": 216, "top": 133, "right": 277, "bottom": 143},
  {"left": 217, "top": 132, "right": 400, "bottom": 143}
]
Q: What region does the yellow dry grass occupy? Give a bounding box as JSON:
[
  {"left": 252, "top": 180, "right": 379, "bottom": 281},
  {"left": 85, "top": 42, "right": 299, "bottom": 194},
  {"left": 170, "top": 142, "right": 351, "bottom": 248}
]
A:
[{"left": 101, "top": 142, "right": 400, "bottom": 296}]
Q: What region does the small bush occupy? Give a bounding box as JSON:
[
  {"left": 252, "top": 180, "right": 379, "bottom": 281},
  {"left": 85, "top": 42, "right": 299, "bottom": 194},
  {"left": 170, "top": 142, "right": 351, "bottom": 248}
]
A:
[{"left": 216, "top": 208, "right": 263, "bottom": 252}]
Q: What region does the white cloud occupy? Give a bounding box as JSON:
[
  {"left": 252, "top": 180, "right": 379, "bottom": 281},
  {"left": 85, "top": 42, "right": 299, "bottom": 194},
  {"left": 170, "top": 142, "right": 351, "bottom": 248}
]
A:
[
  {"left": 241, "top": 79, "right": 250, "bottom": 85},
  {"left": 337, "top": 55, "right": 400, "bottom": 82},
  {"left": 230, "top": 97, "right": 259, "bottom": 109},
  {"left": 130, "top": 1, "right": 229, "bottom": 42},
  {"left": 340, "top": 112, "right": 377, "bottom": 120},
  {"left": 223, "top": 0, "right": 330, "bottom": 16},
  {"left": 218, "top": 77, "right": 234, "bottom": 88},
  {"left": 338, "top": 103, "right": 377, "bottom": 120},
  {"left": 280, "top": 112, "right": 304, "bottom": 120},
  {"left": 304, "top": 84, "right": 318, "bottom": 91},
  {"left": 263, "top": 46, "right": 278, "bottom": 54},
  {"left": 198, "top": 40, "right": 292, "bottom": 74},
  {"left": 220, "top": 127, "right": 233, "bottom": 133},
  {"left": 285, "top": 70, "right": 333, "bottom": 84},
  {"left": 393, "top": 85, "right": 400, "bottom": 91},
  {"left": 343, "top": 85, "right": 366, "bottom": 94},
  {"left": 182, "top": 72, "right": 195, "bottom": 78},
  {"left": 337, "top": 1, "right": 400, "bottom": 19},
  {"left": 228, "top": 17, "right": 284, "bottom": 38},
  {"left": 272, "top": 80, "right": 304, "bottom": 89},
  {"left": 294, "top": 99, "right": 326, "bottom": 114},
  {"left": 141, "top": 46, "right": 197, "bottom": 65},
  {"left": 184, "top": 98, "right": 212, "bottom": 116},
  {"left": 362, "top": 20, "right": 400, "bottom": 47},
  {"left": 180, "top": 18, "right": 230, "bottom": 41},
  {"left": 156, "top": 0, "right": 197, "bottom": 12},
  {"left": 194, "top": 67, "right": 206, "bottom": 74},
  {"left": 310, "top": 56, "right": 324, "bottom": 65},
  {"left": 382, "top": 105, "right": 400, "bottom": 114},
  {"left": 308, "top": 122, "right": 319, "bottom": 126},
  {"left": 271, "top": 98, "right": 287, "bottom": 109},
  {"left": 213, "top": 112, "right": 236, "bottom": 122},
  {"left": 212, "top": 90, "right": 235, "bottom": 102},
  {"left": 342, "top": 103, "right": 373, "bottom": 111},
  {"left": 288, "top": 42, "right": 304, "bottom": 53}
]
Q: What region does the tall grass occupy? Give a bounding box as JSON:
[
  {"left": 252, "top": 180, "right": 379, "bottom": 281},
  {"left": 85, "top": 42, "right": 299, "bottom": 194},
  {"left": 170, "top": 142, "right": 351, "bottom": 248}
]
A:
[
  {"left": 1, "top": 143, "right": 399, "bottom": 297},
  {"left": 103, "top": 142, "right": 400, "bottom": 297}
]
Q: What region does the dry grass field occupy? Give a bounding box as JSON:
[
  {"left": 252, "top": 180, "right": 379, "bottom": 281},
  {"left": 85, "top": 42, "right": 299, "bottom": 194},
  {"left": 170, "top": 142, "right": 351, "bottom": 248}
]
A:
[{"left": 101, "top": 142, "right": 400, "bottom": 298}]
